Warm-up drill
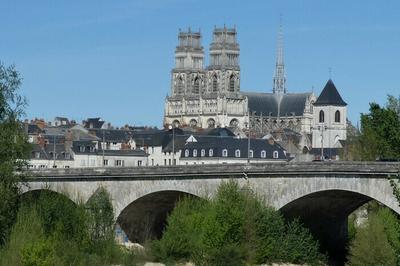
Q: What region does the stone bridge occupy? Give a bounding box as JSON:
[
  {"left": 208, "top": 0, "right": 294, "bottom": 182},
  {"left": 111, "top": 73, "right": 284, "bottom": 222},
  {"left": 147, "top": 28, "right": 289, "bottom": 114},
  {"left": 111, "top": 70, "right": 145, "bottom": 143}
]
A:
[{"left": 23, "top": 161, "right": 400, "bottom": 261}]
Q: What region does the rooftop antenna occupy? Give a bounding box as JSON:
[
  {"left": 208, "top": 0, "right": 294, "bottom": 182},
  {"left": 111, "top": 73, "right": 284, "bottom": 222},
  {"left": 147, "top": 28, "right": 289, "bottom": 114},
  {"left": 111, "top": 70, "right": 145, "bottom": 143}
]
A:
[{"left": 329, "top": 67, "right": 332, "bottom": 80}]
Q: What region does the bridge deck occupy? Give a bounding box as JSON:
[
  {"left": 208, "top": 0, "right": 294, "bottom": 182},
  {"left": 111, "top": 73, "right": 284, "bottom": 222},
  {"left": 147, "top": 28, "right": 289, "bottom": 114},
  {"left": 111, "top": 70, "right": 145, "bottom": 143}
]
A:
[{"left": 25, "top": 162, "right": 400, "bottom": 181}]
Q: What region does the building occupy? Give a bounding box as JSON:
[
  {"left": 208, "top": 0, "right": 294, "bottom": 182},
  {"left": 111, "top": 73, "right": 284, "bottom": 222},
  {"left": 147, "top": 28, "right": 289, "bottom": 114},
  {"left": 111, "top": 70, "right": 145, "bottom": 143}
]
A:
[
  {"left": 164, "top": 27, "right": 248, "bottom": 129},
  {"left": 180, "top": 134, "right": 287, "bottom": 165},
  {"left": 164, "top": 24, "right": 347, "bottom": 158}
]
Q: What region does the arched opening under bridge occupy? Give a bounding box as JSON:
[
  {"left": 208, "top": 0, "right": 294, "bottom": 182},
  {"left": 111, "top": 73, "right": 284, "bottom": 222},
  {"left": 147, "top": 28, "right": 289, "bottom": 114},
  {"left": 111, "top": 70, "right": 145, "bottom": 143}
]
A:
[
  {"left": 280, "top": 189, "right": 398, "bottom": 265},
  {"left": 116, "top": 190, "right": 198, "bottom": 244}
]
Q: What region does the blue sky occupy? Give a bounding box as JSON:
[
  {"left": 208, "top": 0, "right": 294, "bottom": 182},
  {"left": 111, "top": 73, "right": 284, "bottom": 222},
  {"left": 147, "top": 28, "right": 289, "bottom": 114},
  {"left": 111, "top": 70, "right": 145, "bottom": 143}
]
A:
[{"left": 1, "top": 0, "right": 399, "bottom": 127}]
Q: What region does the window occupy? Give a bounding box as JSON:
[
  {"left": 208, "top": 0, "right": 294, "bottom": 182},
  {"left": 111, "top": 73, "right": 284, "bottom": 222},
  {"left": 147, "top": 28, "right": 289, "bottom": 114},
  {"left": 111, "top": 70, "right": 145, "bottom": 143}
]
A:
[
  {"left": 64, "top": 153, "right": 71, "bottom": 159},
  {"left": 64, "top": 166, "right": 70, "bottom": 169},
  {"left": 103, "top": 159, "right": 108, "bottom": 166},
  {"left": 201, "top": 149, "right": 205, "bottom": 157},
  {"left": 193, "top": 149, "right": 197, "bottom": 157},
  {"left": 115, "top": 160, "right": 124, "bottom": 167},
  {"left": 193, "top": 77, "right": 200, "bottom": 94},
  {"left": 177, "top": 76, "right": 184, "bottom": 94},
  {"left": 185, "top": 149, "right": 189, "bottom": 157},
  {"left": 212, "top": 75, "right": 218, "bottom": 92},
  {"left": 209, "top": 149, "right": 214, "bottom": 157},
  {"left": 249, "top": 150, "right": 253, "bottom": 158},
  {"left": 79, "top": 146, "right": 85, "bottom": 152},
  {"left": 35, "top": 152, "right": 40, "bottom": 159},
  {"left": 335, "top": 110, "right": 340, "bottom": 122},
  {"left": 173, "top": 159, "right": 176, "bottom": 165},
  {"left": 80, "top": 160, "right": 86, "bottom": 166},
  {"left": 169, "top": 159, "right": 171, "bottom": 165},
  {"left": 319, "top": 110, "right": 325, "bottom": 123},
  {"left": 261, "top": 150, "right": 266, "bottom": 158},
  {"left": 229, "top": 75, "right": 235, "bottom": 92},
  {"left": 164, "top": 159, "right": 167, "bottom": 166},
  {"left": 90, "top": 159, "right": 96, "bottom": 166},
  {"left": 273, "top": 151, "right": 279, "bottom": 159},
  {"left": 235, "top": 149, "right": 241, "bottom": 157},
  {"left": 222, "top": 149, "right": 228, "bottom": 157},
  {"left": 138, "top": 160, "right": 142, "bottom": 166}
]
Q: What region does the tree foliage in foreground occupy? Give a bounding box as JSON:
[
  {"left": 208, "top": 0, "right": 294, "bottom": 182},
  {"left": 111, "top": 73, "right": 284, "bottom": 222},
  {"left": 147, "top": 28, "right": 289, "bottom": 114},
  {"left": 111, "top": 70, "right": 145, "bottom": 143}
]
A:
[
  {"left": 341, "top": 94, "right": 400, "bottom": 161},
  {"left": 359, "top": 95, "right": 400, "bottom": 160},
  {"left": 347, "top": 207, "right": 400, "bottom": 266},
  {"left": 0, "top": 188, "right": 139, "bottom": 266},
  {"left": 151, "top": 180, "right": 326, "bottom": 265},
  {"left": 0, "top": 63, "right": 31, "bottom": 246}
]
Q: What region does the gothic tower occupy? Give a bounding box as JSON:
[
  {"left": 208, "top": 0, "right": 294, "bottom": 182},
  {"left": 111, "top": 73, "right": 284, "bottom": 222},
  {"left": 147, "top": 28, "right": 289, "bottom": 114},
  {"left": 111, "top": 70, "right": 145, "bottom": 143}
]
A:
[
  {"left": 171, "top": 28, "right": 206, "bottom": 96},
  {"left": 206, "top": 26, "right": 240, "bottom": 94},
  {"left": 273, "top": 21, "right": 286, "bottom": 94}
]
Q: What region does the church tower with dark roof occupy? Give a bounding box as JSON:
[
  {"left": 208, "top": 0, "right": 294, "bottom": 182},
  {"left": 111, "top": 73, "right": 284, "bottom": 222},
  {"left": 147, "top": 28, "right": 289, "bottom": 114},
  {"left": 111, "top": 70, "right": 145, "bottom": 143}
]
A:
[{"left": 312, "top": 79, "right": 347, "bottom": 157}]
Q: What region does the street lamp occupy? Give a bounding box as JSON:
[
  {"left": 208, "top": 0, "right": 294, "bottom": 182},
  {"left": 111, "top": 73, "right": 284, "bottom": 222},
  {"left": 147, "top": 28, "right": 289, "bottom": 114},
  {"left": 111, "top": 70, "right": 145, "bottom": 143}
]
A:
[
  {"left": 168, "top": 124, "right": 175, "bottom": 166},
  {"left": 318, "top": 124, "right": 328, "bottom": 160}
]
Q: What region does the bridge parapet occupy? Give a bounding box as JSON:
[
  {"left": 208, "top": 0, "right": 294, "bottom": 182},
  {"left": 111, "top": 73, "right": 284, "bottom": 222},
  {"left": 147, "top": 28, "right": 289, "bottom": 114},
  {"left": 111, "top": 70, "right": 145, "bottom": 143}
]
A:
[{"left": 26, "top": 161, "right": 400, "bottom": 181}]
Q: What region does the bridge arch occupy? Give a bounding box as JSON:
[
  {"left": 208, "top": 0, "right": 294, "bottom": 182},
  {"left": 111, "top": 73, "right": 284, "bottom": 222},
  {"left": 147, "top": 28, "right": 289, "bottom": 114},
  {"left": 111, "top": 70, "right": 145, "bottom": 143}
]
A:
[
  {"left": 116, "top": 190, "right": 200, "bottom": 244},
  {"left": 274, "top": 180, "right": 400, "bottom": 264}
]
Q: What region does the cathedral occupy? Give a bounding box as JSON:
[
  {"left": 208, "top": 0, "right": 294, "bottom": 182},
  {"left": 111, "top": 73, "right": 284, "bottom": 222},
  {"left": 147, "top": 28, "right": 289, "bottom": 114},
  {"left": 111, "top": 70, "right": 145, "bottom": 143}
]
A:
[{"left": 163, "top": 25, "right": 347, "bottom": 153}]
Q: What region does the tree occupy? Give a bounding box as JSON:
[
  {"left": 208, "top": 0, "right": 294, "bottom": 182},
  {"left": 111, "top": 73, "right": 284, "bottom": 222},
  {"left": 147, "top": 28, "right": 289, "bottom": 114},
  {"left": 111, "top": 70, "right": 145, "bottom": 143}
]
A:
[
  {"left": 85, "top": 187, "right": 115, "bottom": 244},
  {"left": 347, "top": 212, "right": 397, "bottom": 266},
  {"left": 387, "top": 95, "right": 400, "bottom": 118},
  {"left": 359, "top": 97, "right": 400, "bottom": 160},
  {"left": 0, "top": 63, "right": 30, "bottom": 245},
  {"left": 151, "top": 180, "right": 326, "bottom": 265}
]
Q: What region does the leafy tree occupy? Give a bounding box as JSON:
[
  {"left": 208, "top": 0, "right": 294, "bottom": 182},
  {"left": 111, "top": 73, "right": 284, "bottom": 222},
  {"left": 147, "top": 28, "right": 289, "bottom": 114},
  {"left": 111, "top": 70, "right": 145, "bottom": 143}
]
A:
[
  {"left": 387, "top": 95, "right": 400, "bottom": 118},
  {"left": 347, "top": 212, "right": 397, "bottom": 266},
  {"left": 359, "top": 97, "right": 400, "bottom": 160},
  {"left": 0, "top": 63, "right": 30, "bottom": 245},
  {"left": 341, "top": 121, "right": 362, "bottom": 161},
  {"left": 86, "top": 187, "right": 115, "bottom": 244},
  {"left": 151, "top": 180, "right": 326, "bottom": 265}
]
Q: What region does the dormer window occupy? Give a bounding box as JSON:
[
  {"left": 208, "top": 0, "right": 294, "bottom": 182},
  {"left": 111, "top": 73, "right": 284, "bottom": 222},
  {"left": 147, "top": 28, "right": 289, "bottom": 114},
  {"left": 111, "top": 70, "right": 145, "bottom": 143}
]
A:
[
  {"left": 261, "top": 150, "right": 266, "bottom": 158},
  {"left": 273, "top": 151, "right": 279, "bottom": 159},
  {"left": 249, "top": 150, "right": 253, "bottom": 158},
  {"left": 185, "top": 149, "right": 189, "bottom": 157},
  {"left": 209, "top": 149, "right": 214, "bottom": 157},
  {"left": 235, "top": 149, "right": 240, "bottom": 158},
  {"left": 222, "top": 149, "right": 228, "bottom": 157},
  {"left": 79, "top": 146, "right": 85, "bottom": 152},
  {"left": 193, "top": 149, "right": 197, "bottom": 157},
  {"left": 201, "top": 149, "right": 205, "bottom": 157}
]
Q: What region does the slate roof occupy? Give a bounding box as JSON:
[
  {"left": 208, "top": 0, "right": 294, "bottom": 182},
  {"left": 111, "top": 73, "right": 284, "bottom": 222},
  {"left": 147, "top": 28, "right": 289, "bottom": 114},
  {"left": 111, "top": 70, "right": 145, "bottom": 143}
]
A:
[
  {"left": 30, "top": 144, "right": 72, "bottom": 160},
  {"left": 90, "top": 129, "right": 135, "bottom": 142},
  {"left": 182, "top": 136, "right": 287, "bottom": 160},
  {"left": 207, "top": 127, "right": 235, "bottom": 137},
  {"left": 71, "top": 140, "right": 147, "bottom": 157},
  {"left": 314, "top": 79, "right": 347, "bottom": 106},
  {"left": 243, "top": 92, "right": 312, "bottom": 117}
]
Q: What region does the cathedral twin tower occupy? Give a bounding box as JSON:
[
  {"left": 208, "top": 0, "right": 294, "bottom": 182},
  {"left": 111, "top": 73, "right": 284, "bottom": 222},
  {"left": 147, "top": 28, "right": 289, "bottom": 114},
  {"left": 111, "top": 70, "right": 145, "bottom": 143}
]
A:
[
  {"left": 165, "top": 26, "right": 248, "bottom": 129},
  {"left": 172, "top": 26, "right": 240, "bottom": 97}
]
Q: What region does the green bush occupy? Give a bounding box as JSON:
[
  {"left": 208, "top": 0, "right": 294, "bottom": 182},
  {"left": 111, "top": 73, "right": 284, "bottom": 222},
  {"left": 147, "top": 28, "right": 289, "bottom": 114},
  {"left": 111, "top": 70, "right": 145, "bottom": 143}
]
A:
[
  {"left": 0, "top": 188, "right": 140, "bottom": 266},
  {"left": 151, "top": 180, "right": 326, "bottom": 265},
  {"left": 347, "top": 212, "right": 396, "bottom": 266}
]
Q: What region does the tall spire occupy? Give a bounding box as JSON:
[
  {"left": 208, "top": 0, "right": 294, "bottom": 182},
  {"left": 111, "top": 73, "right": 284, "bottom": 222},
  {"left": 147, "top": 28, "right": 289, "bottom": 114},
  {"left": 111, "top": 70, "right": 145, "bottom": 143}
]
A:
[{"left": 273, "top": 15, "right": 286, "bottom": 94}]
